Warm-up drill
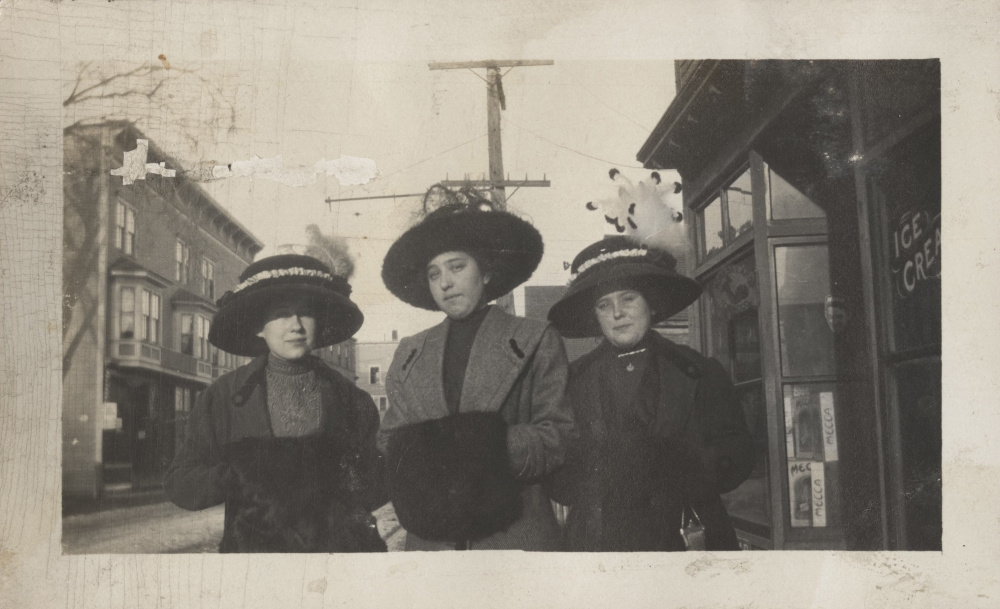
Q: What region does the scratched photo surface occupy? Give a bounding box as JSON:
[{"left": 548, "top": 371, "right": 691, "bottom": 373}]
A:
[
  {"left": 60, "top": 32, "right": 942, "bottom": 556},
  {"left": 3, "top": 1, "right": 998, "bottom": 607}
]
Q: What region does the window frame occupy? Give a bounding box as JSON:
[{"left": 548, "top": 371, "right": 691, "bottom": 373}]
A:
[
  {"left": 119, "top": 285, "right": 160, "bottom": 344},
  {"left": 369, "top": 366, "right": 380, "bottom": 385},
  {"left": 120, "top": 286, "right": 136, "bottom": 339},
  {"left": 137, "top": 289, "right": 161, "bottom": 344},
  {"left": 175, "top": 240, "right": 190, "bottom": 284},
  {"left": 180, "top": 313, "right": 195, "bottom": 357},
  {"left": 116, "top": 201, "right": 136, "bottom": 255},
  {"left": 201, "top": 257, "right": 215, "bottom": 299},
  {"left": 693, "top": 163, "right": 755, "bottom": 267},
  {"left": 199, "top": 315, "right": 211, "bottom": 361}
]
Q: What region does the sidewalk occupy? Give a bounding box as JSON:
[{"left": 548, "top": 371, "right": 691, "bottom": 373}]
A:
[
  {"left": 63, "top": 487, "right": 169, "bottom": 517},
  {"left": 62, "top": 500, "right": 405, "bottom": 554}
]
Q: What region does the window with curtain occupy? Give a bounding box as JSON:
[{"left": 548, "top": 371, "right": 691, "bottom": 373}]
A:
[
  {"left": 120, "top": 287, "right": 135, "bottom": 338},
  {"left": 180, "top": 314, "right": 194, "bottom": 356}
]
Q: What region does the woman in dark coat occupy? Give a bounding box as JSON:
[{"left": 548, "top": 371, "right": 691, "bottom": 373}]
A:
[
  {"left": 164, "top": 253, "right": 387, "bottom": 553},
  {"left": 547, "top": 236, "right": 754, "bottom": 552},
  {"left": 377, "top": 185, "right": 574, "bottom": 551}
]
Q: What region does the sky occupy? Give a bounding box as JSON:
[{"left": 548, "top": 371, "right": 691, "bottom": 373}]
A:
[{"left": 60, "top": 0, "right": 681, "bottom": 341}]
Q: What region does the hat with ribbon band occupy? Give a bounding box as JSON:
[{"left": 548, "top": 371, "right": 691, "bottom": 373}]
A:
[
  {"left": 209, "top": 254, "right": 363, "bottom": 357},
  {"left": 547, "top": 235, "right": 702, "bottom": 339}
]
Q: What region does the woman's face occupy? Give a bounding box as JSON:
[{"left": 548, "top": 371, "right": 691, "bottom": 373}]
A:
[
  {"left": 427, "top": 251, "right": 491, "bottom": 320},
  {"left": 256, "top": 298, "right": 318, "bottom": 361},
  {"left": 594, "top": 289, "right": 653, "bottom": 349}
]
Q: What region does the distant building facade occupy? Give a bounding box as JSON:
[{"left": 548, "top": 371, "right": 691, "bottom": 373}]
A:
[
  {"left": 355, "top": 334, "right": 399, "bottom": 419},
  {"left": 315, "top": 338, "right": 357, "bottom": 381},
  {"left": 62, "top": 123, "right": 264, "bottom": 499}
]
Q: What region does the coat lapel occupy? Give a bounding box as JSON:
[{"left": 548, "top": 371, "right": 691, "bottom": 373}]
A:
[
  {"left": 228, "top": 355, "right": 275, "bottom": 442},
  {"left": 459, "top": 307, "right": 542, "bottom": 413},
  {"left": 397, "top": 321, "right": 451, "bottom": 421},
  {"left": 651, "top": 337, "right": 699, "bottom": 439}
]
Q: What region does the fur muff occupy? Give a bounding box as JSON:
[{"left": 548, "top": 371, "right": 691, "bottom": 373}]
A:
[
  {"left": 221, "top": 436, "right": 387, "bottom": 553},
  {"left": 386, "top": 412, "right": 522, "bottom": 543}
]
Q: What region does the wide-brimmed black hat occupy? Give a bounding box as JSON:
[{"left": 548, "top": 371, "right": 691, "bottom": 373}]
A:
[
  {"left": 547, "top": 236, "right": 702, "bottom": 338},
  {"left": 381, "top": 185, "right": 544, "bottom": 311},
  {"left": 209, "top": 254, "right": 363, "bottom": 357}
]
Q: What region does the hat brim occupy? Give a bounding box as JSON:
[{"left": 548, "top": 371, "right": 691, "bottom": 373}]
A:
[
  {"left": 382, "top": 210, "right": 543, "bottom": 310},
  {"left": 209, "top": 283, "right": 364, "bottom": 357},
  {"left": 548, "top": 262, "right": 702, "bottom": 339}
]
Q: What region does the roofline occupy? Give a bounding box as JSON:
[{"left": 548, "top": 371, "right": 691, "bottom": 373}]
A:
[
  {"left": 100, "top": 122, "right": 265, "bottom": 256},
  {"left": 636, "top": 60, "right": 722, "bottom": 168}
]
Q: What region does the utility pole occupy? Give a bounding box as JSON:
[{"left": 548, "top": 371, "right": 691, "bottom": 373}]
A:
[
  {"left": 428, "top": 60, "right": 553, "bottom": 209},
  {"left": 325, "top": 61, "right": 553, "bottom": 314}
]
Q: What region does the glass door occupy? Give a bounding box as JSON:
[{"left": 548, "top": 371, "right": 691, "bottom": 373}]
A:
[{"left": 769, "top": 239, "right": 843, "bottom": 541}]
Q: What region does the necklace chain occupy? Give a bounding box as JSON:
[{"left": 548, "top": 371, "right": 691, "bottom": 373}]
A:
[{"left": 616, "top": 347, "right": 648, "bottom": 358}]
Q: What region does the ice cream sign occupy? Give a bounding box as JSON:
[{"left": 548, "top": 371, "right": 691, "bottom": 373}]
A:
[{"left": 891, "top": 210, "right": 941, "bottom": 298}]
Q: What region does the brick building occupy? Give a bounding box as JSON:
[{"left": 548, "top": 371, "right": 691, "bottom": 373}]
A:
[{"left": 62, "top": 123, "right": 263, "bottom": 499}]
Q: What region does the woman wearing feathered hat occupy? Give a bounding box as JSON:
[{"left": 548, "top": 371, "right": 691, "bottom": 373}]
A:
[
  {"left": 546, "top": 235, "right": 754, "bottom": 551},
  {"left": 378, "top": 185, "right": 574, "bottom": 551},
  {"left": 164, "top": 242, "right": 387, "bottom": 553}
]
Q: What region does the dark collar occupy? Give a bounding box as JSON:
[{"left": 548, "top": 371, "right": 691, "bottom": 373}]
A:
[
  {"left": 590, "top": 331, "right": 701, "bottom": 379},
  {"left": 448, "top": 304, "right": 492, "bottom": 326},
  {"left": 232, "top": 353, "right": 343, "bottom": 406},
  {"left": 648, "top": 332, "right": 702, "bottom": 379}
]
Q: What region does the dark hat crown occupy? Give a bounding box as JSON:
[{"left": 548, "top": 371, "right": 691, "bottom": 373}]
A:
[{"left": 381, "top": 183, "right": 544, "bottom": 311}]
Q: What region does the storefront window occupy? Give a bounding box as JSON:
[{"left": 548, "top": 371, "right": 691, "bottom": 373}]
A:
[
  {"left": 783, "top": 383, "right": 840, "bottom": 528},
  {"left": 725, "top": 168, "right": 754, "bottom": 239},
  {"left": 868, "top": 123, "right": 941, "bottom": 353},
  {"left": 704, "top": 256, "right": 770, "bottom": 531},
  {"left": 774, "top": 245, "right": 835, "bottom": 377},
  {"left": 893, "top": 358, "right": 942, "bottom": 550},
  {"left": 768, "top": 166, "right": 825, "bottom": 220},
  {"left": 704, "top": 256, "right": 759, "bottom": 371},
  {"left": 869, "top": 120, "right": 941, "bottom": 550},
  {"left": 697, "top": 167, "right": 754, "bottom": 263},
  {"left": 698, "top": 196, "right": 723, "bottom": 260}
]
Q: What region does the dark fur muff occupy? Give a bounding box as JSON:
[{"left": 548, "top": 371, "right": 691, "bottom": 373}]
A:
[
  {"left": 386, "top": 412, "right": 522, "bottom": 543},
  {"left": 222, "top": 436, "right": 387, "bottom": 553}
]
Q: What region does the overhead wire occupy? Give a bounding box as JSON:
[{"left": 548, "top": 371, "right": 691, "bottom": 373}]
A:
[
  {"left": 563, "top": 66, "right": 654, "bottom": 133},
  {"left": 504, "top": 116, "right": 646, "bottom": 169},
  {"left": 334, "top": 132, "right": 489, "bottom": 199}
]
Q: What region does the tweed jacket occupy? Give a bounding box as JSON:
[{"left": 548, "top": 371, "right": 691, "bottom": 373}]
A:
[
  {"left": 378, "top": 306, "right": 574, "bottom": 551},
  {"left": 164, "top": 354, "right": 386, "bottom": 552},
  {"left": 550, "top": 332, "right": 754, "bottom": 552}
]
